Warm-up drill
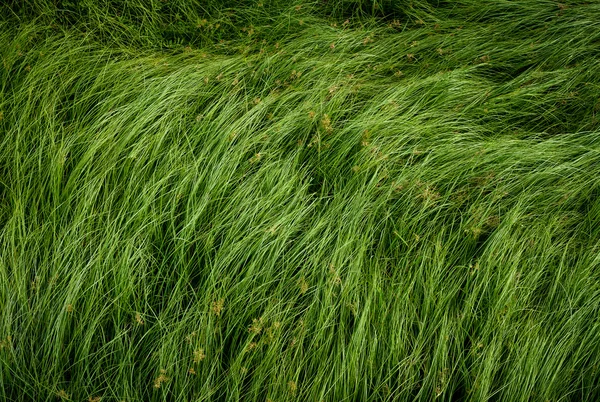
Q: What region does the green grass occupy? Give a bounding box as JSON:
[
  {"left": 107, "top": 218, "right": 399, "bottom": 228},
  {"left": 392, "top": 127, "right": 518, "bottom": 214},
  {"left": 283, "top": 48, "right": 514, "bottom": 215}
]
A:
[{"left": 1, "top": 1, "right": 600, "bottom": 400}]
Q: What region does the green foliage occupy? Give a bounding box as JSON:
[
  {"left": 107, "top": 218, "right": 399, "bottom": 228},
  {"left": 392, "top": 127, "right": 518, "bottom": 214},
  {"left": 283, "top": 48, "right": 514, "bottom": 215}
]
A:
[{"left": 0, "top": 1, "right": 599, "bottom": 401}]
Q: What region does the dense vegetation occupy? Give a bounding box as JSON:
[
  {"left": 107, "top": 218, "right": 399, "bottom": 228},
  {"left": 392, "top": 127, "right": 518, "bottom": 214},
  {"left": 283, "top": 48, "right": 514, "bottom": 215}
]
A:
[{"left": 1, "top": 1, "right": 599, "bottom": 400}]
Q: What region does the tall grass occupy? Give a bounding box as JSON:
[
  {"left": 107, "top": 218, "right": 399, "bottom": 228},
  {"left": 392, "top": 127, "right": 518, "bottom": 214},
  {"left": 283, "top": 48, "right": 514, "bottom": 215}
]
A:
[{"left": 1, "top": 1, "right": 599, "bottom": 400}]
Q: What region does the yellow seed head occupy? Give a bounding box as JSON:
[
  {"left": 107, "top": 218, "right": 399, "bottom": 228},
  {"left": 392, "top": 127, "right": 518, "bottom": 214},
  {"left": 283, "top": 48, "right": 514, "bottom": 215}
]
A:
[
  {"left": 154, "top": 370, "right": 169, "bottom": 389},
  {"left": 249, "top": 318, "right": 263, "bottom": 334},
  {"left": 211, "top": 298, "right": 224, "bottom": 316},
  {"left": 185, "top": 331, "right": 196, "bottom": 344},
  {"left": 193, "top": 348, "right": 206, "bottom": 363},
  {"left": 297, "top": 277, "right": 309, "bottom": 295},
  {"left": 249, "top": 153, "right": 263, "bottom": 164},
  {"left": 321, "top": 114, "right": 333, "bottom": 133},
  {"left": 135, "top": 313, "right": 144, "bottom": 325}
]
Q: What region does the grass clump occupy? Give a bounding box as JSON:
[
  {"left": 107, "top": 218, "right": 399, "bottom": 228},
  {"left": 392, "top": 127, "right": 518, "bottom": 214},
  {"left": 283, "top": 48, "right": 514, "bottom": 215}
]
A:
[{"left": 1, "top": 1, "right": 599, "bottom": 401}]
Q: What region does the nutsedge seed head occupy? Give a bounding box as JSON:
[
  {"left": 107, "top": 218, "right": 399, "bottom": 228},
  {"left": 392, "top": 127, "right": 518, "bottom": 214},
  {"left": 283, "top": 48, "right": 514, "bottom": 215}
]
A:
[
  {"left": 297, "top": 277, "right": 309, "bottom": 294},
  {"left": 185, "top": 331, "right": 196, "bottom": 344},
  {"left": 135, "top": 312, "right": 144, "bottom": 325},
  {"left": 249, "top": 318, "right": 263, "bottom": 334},
  {"left": 211, "top": 298, "right": 224, "bottom": 316},
  {"left": 193, "top": 348, "right": 206, "bottom": 363},
  {"left": 321, "top": 114, "right": 333, "bottom": 133},
  {"left": 154, "top": 369, "right": 169, "bottom": 389}
]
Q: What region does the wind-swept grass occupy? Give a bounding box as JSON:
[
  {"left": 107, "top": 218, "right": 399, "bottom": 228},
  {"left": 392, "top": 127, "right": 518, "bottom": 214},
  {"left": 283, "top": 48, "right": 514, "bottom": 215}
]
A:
[{"left": 0, "top": 1, "right": 599, "bottom": 401}]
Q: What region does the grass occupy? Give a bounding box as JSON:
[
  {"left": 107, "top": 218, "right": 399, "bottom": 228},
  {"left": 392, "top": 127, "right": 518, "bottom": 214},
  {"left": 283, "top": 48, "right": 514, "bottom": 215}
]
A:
[{"left": 1, "top": 0, "right": 600, "bottom": 400}]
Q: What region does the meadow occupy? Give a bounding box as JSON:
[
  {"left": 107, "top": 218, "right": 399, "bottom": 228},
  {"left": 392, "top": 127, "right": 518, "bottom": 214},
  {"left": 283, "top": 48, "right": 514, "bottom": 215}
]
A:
[{"left": 1, "top": 1, "right": 599, "bottom": 400}]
